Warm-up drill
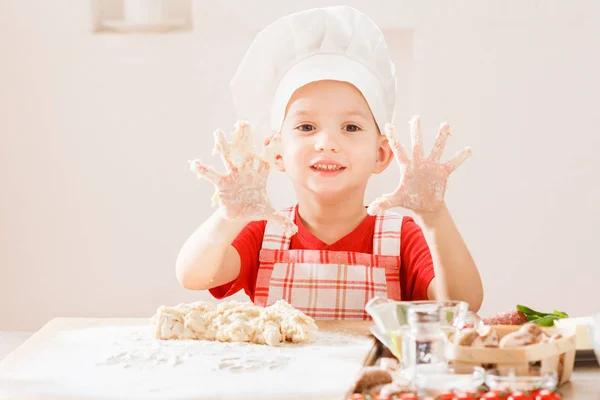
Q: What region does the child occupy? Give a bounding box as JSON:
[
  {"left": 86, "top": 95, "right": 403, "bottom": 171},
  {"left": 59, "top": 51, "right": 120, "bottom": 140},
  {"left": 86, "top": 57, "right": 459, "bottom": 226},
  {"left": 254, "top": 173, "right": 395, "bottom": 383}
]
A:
[{"left": 176, "top": 6, "right": 483, "bottom": 318}]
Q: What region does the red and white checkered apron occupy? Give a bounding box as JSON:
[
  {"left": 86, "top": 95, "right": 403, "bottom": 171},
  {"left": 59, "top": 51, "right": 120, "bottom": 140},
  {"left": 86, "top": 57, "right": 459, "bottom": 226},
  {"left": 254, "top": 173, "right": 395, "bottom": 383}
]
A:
[{"left": 254, "top": 205, "right": 403, "bottom": 320}]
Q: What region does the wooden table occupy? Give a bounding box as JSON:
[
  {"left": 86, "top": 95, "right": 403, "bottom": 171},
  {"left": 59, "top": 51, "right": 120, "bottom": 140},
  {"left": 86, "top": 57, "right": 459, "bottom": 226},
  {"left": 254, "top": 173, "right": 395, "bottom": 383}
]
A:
[{"left": 559, "top": 364, "right": 600, "bottom": 400}]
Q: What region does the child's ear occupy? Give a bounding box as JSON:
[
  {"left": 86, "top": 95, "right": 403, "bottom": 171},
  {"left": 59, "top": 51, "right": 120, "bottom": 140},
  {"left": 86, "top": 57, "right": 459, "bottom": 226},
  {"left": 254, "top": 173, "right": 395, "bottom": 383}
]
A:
[
  {"left": 264, "top": 134, "right": 286, "bottom": 172},
  {"left": 373, "top": 135, "right": 394, "bottom": 174}
]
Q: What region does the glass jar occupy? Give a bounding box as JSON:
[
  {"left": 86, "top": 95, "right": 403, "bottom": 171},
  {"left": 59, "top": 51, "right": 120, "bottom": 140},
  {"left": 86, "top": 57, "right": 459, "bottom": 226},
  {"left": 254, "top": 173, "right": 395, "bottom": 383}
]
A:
[{"left": 402, "top": 304, "right": 449, "bottom": 392}]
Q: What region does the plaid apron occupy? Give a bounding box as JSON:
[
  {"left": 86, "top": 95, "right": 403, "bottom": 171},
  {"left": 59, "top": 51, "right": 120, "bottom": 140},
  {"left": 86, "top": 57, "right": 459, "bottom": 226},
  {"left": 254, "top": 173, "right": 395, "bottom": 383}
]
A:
[{"left": 255, "top": 205, "right": 403, "bottom": 320}]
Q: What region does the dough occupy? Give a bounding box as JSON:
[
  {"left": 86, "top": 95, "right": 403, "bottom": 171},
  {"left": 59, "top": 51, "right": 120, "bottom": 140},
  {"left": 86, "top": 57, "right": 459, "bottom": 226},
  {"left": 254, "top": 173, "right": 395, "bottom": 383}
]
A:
[{"left": 151, "top": 299, "right": 318, "bottom": 346}]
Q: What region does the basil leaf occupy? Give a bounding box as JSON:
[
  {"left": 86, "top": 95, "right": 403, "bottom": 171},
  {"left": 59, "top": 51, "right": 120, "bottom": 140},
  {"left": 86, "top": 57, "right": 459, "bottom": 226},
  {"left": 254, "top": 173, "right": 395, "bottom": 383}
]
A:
[
  {"left": 531, "top": 315, "right": 560, "bottom": 327},
  {"left": 553, "top": 310, "right": 569, "bottom": 318}
]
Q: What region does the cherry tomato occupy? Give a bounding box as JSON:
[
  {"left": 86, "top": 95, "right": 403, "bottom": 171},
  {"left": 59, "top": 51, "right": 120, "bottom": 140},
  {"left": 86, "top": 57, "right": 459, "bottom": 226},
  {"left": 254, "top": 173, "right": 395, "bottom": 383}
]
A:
[
  {"left": 348, "top": 394, "right": 365, "bottom": 400},
  {"left": 507, "top": 391, "right": 528, "bottom": 400},
  {"left": 535, "top": 390, "right": 562, "bottom": 400},
  {"left": 528, "top": 390, "right": 541, "bottom": 399},
  {"left": 438, "top": 391, "right": 455, "bottom": 400},
  {"left": 400, "top": 394, "right": 419, "bottom": 400},
  {"left": 373, "top": 396, "right": 391, "bottom": 400},
  {"left": 481, "top": 392, "right": 499, "bottom": 399},
  {"left": 453, "top": 393, "right": 472, "bottom": 400},
  {"left": 464, "top": 391, "right": 483, "bottom": 398}
]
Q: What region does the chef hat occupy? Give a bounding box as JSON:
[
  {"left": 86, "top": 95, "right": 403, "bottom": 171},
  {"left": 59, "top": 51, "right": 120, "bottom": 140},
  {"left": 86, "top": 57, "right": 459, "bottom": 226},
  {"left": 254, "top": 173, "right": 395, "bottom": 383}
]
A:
[{"left": 229, "top": 6, "right": 397, "bottom": 137}]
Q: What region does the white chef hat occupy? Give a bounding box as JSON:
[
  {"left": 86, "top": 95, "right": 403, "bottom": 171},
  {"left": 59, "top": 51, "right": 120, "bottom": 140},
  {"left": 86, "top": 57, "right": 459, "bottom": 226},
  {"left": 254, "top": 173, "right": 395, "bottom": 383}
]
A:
[{"left": 229, "top": 6, "right": 397, "bottom": 137}]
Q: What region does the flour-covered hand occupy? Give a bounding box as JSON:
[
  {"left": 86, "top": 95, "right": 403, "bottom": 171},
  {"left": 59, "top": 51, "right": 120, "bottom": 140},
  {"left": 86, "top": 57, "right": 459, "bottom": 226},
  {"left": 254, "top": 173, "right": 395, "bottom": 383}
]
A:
[
  {"left": 189, "top": 121, "right": 297, "bottom": 235},
  {"left": 367, "top": 115, "right": 472, "bottom": 216}
]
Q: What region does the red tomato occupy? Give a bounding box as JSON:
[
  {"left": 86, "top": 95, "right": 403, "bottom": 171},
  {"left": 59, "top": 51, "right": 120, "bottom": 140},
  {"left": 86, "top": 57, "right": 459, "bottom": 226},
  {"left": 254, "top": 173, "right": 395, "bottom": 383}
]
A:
[
  {"left": 465, "top": 391, "right": 483, "bottom": 398},
  {"left": 373, "top": 396, "right": 391, "bottom": 400},
  {"left": 348, "top": 394, "right": 365, "bottom": 400},
  {"left": 438, "top": 391, "right": 455, "bottom": 400},
  {"left": 507, "top": 391, "right": 528, "bottom": 400},
  {"left": 399, "top": 394, "right": 419, "bottom": 400},
  {"left": 481, "top": 392, "right": 499, "bottom": 399},
  {"left": 453, "top": 393, "right": 472, "bottom": 400},
  {"left": 535, "top": 390, "right": 562, "bottom": 400}
]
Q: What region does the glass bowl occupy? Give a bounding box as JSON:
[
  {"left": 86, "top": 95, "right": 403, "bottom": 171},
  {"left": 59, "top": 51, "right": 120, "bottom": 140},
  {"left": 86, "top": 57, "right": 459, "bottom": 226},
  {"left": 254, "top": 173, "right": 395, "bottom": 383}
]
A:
[
  {"left": 410, "top": 365, "right": 486, "bottom": 395},
  {"left": 485, "top": 366, "right": 558, "bottom": 392},
  {"left": 365, "top": 297, "right": 482, "bottom": 335}
]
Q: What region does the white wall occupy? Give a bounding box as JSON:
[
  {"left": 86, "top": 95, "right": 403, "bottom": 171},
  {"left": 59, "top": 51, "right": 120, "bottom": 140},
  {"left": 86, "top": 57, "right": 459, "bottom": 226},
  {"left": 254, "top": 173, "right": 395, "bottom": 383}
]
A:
[{"left": 1, "top": 0, "right": 599, "bottom": 330}]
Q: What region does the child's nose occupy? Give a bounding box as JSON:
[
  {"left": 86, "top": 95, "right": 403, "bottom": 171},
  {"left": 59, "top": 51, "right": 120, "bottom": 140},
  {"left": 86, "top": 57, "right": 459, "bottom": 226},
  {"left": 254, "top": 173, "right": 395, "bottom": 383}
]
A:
[{"left": 313, "top": 130, "right": 340, "bottom": 153}]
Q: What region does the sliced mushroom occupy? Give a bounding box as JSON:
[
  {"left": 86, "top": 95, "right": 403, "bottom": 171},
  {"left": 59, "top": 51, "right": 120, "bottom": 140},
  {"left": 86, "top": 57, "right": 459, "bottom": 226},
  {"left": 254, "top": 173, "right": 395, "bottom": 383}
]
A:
[
  {"left": 456, "top": 328, "right": 480, "bottom": 346},
  {"left": 519, "top": 322, "right": 543, "bottom": 337},
  {"left": 352, "top": 367, "right": 393, "bottom": 393},
  {"left": 536, "top": 333, "right": 551, "bottom": 344},
  {"left": 477, "top": 325, "right": 500, "bottom": 347},
  {"left": 549, "top": 333, "right": 563, "bottom": 342},
  {"left": 499, "top": 331, "right": 535, "bottom": 348}
]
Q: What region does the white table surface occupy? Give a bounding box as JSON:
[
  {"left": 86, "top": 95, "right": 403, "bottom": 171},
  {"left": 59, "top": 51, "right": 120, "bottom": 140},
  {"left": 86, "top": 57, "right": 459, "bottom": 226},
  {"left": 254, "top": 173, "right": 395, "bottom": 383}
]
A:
[{"left": 0, "top": 332, "right": 33, "bottom": 362}]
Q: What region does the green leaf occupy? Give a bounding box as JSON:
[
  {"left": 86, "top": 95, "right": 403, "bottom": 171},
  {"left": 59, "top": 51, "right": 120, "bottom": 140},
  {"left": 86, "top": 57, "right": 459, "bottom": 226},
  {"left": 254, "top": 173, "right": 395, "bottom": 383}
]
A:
[
  {"left": 516, "top": 305, "right": 569, "bottom": 321},
  {"left": 531, "top": 315, "right": 561, "bottom": 326},
  {"left": 516, "top": 305, "right": 553, "bottom": 318},
  {"left": 553, "top": 310, "right": 569, "bottom": 318}
]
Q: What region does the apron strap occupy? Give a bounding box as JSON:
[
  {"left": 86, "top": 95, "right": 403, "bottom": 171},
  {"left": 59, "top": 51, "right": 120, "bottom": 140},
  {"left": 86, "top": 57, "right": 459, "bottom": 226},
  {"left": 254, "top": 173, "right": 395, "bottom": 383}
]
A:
[
  {"left": 373, "top": 210, "right": 404, "bottom": 256},
  {"left": 261, "top": 205, "right": 296, "bottom": 250}
]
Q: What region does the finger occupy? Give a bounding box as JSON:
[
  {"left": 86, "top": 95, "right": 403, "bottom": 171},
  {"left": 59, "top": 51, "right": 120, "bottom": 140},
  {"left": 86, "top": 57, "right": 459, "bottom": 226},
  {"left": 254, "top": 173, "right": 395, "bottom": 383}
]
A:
[
  {"left": 211, "top": 192, "right": 219, "bottom": 207},
  {"left": 233, "top": 121, "right": 255, "bottom": 156},
  {"left": 282, "top": 219, "right": 299, "bottom": 236},
  {"left": 428, "top": 122, "right": 451, "bottom": 163},
  {"left": 366, "top": 198, "right": 387, "bottom": 216},
  {"left": 189, "top": 159, "right": 224, "bottom": 185},
  {"left": 282, "top": 220, "right": 298, "bottom": 236},
  {"left": 212, "top": 129, "right": 229, "bottom": 155},
  {"left": 367, "top": 195, "right": 398, "bottom": 216},
  {"left": 269, "top": 211, "right": 298, "bottom": 236},
  {"left": 233, "top": 121, "right": 251, "bottom": 143},
  {"left": 444, "top": 146, "right": 472, "bottom": 174},
  {"left": 261, "top": 134, "right": 282, "bottom": 163},
  {"left": 409, "top": 115, "right": 424, "bottom": 161},
  {"left": 212, "top": 130, "right": 235, "bottom": 172},
  {"left": 384, "top": 124, "right": 410, "bottom": 164},
  {"left": 256, "top": 158, "right": 271, "bottom": 174}
]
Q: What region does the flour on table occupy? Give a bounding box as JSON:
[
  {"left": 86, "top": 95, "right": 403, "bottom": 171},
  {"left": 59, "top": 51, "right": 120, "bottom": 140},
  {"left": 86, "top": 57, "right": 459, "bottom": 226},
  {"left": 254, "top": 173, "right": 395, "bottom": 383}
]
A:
[
  {"left": 151, "top": 299, "right": 318, "bottom": 346},
  {"left": 97, "top": 329, "right": 295, "bottom": 372},
  {"left": 218, "top": 355, "right": 293, "bottom": 373}
]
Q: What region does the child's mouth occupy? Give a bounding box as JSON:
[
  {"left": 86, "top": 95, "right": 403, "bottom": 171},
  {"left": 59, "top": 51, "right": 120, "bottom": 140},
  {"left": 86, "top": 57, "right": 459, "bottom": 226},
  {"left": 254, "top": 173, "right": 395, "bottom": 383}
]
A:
[{"left": 310, "top": 163, "right": 346, "bottom": 175}]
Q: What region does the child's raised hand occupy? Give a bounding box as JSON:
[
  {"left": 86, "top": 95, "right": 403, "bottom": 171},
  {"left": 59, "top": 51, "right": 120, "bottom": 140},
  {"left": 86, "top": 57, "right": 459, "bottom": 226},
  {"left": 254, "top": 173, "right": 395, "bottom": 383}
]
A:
[
  {"left": 367, "top": 115, "right": 472, "bottom": 216},
  {"left": 189, "top": 121, "right": 298, "bottom": 235}
]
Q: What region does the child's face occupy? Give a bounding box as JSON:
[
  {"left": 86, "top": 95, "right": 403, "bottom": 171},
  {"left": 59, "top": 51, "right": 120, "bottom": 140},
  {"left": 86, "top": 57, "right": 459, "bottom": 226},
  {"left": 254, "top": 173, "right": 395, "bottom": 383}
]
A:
[{"left": 275, "top": 80, "right": 393, "bottom": 202}]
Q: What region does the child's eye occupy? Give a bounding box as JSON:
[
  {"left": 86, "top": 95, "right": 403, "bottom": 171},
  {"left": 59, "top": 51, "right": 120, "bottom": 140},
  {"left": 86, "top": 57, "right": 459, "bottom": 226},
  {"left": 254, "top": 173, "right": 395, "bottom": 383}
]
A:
[
  {"left": 344, "top": 124, "right": 361, "bottom": 133},
  {"left": 296, "top": 124, "right": 315, "bottom": 132}
]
